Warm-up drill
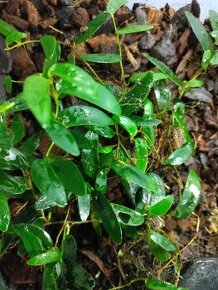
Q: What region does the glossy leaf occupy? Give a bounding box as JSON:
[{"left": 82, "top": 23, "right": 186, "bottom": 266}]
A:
[
  {"left": 0, "top": 147, "right": 29, "bottom": 170},
  {"left": 34, "top": 195, "right": 57, "bottom": 211},
  {"left": 11, "top": 114, "right": 25, "bottom": 145},
  {"left": 23, "top": 75, "right": 51, "bottom": 128},
  {"left": 28, "top": 250, "right": 62, "bottom": 266},
  {"left": 148, "top": 238, "right": 170, "bottom": 262},
  {"left": 131, "top": 116, "right": 161, "bottom": 127},
  {"left": 185, "top": 11, "right": 214, "bottom": 53},
  {"left": 143, "top": 53, "right": 184, "bottom": 87},
  {"left": 148, "top": 196, "right": 174, "bottom": 217},
  {"left": 45, "top": 118, "right": 80, "bottom": 156},
  {"left": 154, "top": 81, "right": 171, "bottom": 110},
  {"left": 78, "top": 194, "right": 91, "bottom": 221},
  {"left": 135, "top": 137, "right": 148, "bottom": 171},
  {"left": 43, "top": 264, "right": 57, "bottom": 290},
  {"left": 112, "top": 203, "right": 144, "bottom": 226},
  {"left": 146, "top": 277, "right": 188, "bottom": 290},
  {"left": 61, "top": 105, "right": 114, "bottom": 127},
  {"left": 19, "top": 134, "right": 40, "bottom": 157},
  {"left": 175, "top": 170, "right": 201, "bottom": 218},
  {"left": 113, "top": 115, "right": 137, "bottom": 137},
  {"left": 31, "top": 159, "right": 67, "bottom": 207},
  {"left": 80, "top": 53, "right": 121, "bottom": 63},
  {"left": 0, "top": 196, "right": 10, "bottom": 232},
  {"left": 86, "top": 125, "right": 115, "bottom": 139},
  {"left": 0, "top": 170, "right": 27, "bottom": 196},
  {"left": 93, "top": 191, "right": 122, "bottom": 243},
  {"left": 149, "top": 231, "right": 177, "bottom": 252},
  {"left": 0, "top": 19, "right": 26, "bottom": 46},
  {"left": 165, "top": 143, "right": 194, "bottom": 166},
  {"left": 49, "top": 63, "right": 121, "bottom": 115},
  {"left": 95, "top": 169, "right": 108, "bottom": 193},
  {"left": 5, "top": 31, "right": 26, "bottom": 47},
  {"left": 75, "top": 12, "right": 110, "bottom": 44},
  {"left": 51, "top": 158, "right": 86, "bottom": 196},
  {"left": 107, "top": 0, "right": 127, "bottom": 14},
  {"left": 129, "top": 71, "right": 167, "bottom": 83},
  {"left": 117, "top": 24, "right": 153, "bottom": 35}
]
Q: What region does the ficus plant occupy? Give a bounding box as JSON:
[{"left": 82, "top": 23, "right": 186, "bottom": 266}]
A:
[{"left": 0, "top": 0, "right": 203, "bottom": 289}]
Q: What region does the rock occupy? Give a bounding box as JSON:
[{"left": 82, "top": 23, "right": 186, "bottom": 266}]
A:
[
  {"left": 179, "top": 257, "right": 218, "bottom": 290},
  {"left": 56, "top": 6, "right": 74, "bottom": 28},
  {"left": 59, "top": 0, "right": 72, "bottom": 6},
  {"left": 185, "top": 87, "right": 213, "bottom": 103},
  {"left": 139, "top": 33, "right": 156, "bottom": 50}
]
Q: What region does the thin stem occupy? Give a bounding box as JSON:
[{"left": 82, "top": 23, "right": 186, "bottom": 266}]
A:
[{"left": 4, "top": 40, "right": 40, "bottom": 51}]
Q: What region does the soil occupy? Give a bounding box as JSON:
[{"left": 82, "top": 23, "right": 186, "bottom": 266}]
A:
[{"left": 0, "top": 0, "right": 217, "bottom": 289}]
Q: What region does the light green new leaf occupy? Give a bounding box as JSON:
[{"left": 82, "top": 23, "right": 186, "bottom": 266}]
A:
[
  {"left": 31, "top": 159, "right": 67, "bottom": 207},
  {"left": 185, "top": 11, "right": 214, "bottom": 53},
  {"left": 146, "top": 278, "right": 189, "bottom": 290},
  {"left": 75, "top": 12, "right": 111, "bottom": 44},
  {"left": 175, "top": 170, "right": 201, "bottom": 218},
  {"left": 150, "top": 231, "right": 177, "bottom": 252},
  {"left": 117, "top": 24, "right": 153, "bottom": 35},
  {"left": 28, "top": 250, "right": 62, "bottom": 266},
  {"left": 0, "top": 196, "right": 10, "bottom": 232},
  {"left": 80, "top": 53, "right": 121, "bottom": 63},
  {"left": 61, "top": 105, "right": 114, "bottom": 127},
  {"left": 210, "top": 51, "right": 218, "bottom": 65},
  {"left": 148, "top": 196, "right": 174, "bottom": 217},
  {"left": 0, "top": 19, "right": 26, "bottom": 46},
  {"left": 143, "top": 52, "right": 184, "bottom": 87},
  {"left": 49, "top": 63, "right": 121, "bottom": 115},
  {"left": 45, "top": 118, "right": 80, "bottom": 156},
  {"left": 113, "top": 115, "right": 137, "bottom": 137},
  {"left": 107, "top": 0, "right": 127, "bottom": 14},
  {"left": 23, "top": 75, "right": 51, "bottom": 128},
  {"left": 94, "top": 191, "right": 122, "bottom": 243},
  {"left": 165, "top": 143, "right": 194, "bottom": 166}
]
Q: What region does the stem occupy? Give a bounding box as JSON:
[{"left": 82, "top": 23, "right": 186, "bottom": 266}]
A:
[{"left": 4, "top": 40, "right": 40, "bottom": 51}]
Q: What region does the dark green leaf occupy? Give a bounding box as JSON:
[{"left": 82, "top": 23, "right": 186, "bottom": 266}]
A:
[
  {"left": 185, "top": 11, "right": 214, "bottom": 53},
  {"left": 42, "top": 264, "right": 57, "bottom": 290},
  {"left": 23, "top": 75, "right": 51, "bottom": 128},
  {"left": 107, "top": 0, "right": 127, "bottom": 14},
  {"left": 148, "top": 238, "right": 170, "bottom": 262},
  {"left": 31, "top": 159, "right": 67, "bottom": 207},
  {"left": 117, "top": 24, "right": 153, "bottom": 34},
  {"left": 73, "top": 263, "right": 95, "bottom": 290},
  {"left": 146, "top": 277, "right": 188, "bottom": 290},
  {"left": 86, "top": 125, "right": 115, "bottom": 139},
  {"left": 165, "top": 143, "right": 194, "bottom": 166},
  {"left": 78, "top": 194, "right": 91, "bottom": 221},
  {"left": 175, "top": 170, "right": 201, "bottom": 218},
  {"left": 143, "top": 53, "right": 184, "bottom": 87},
  {"left": 0, "top": 271, "right": 8, "bottom": 290},
  {"left": 45, "top": 118, "right": 80, "bottom": 156},
  {"left": 154, "top": 81, "right": 171, "bottom": 110},
  {"left": 95, "top": 169, "right": 108, "bottom": 193},
  {"left": 80, "top": 53, "right": 121, "bottom": 63},
  {"left": 28, "top": 250, "right": 62, "bottom": 266},
  {"left": 0, "top": 170, "right": 27, "bottom": 196},
  {"left": 93, "top": 191, "right": 122, "bottom": 243},
  {"left": 35, "top": 195, "right": 57, "bottom": 211},
  {"left": 113, "top": 115, "right": 137, "bottom": 137},
  {"left": 0, "top": 196, "right": 10, "bottom": 232},
  {"left": 50, "top": 157, "right": 86, "bottom": 196},
  {"left": 49, "top": 63, "right": 121, "bottom": 115},
  {"left": 19, "top": 134, "right": 40, "bottom": 157},
  {"left": 148, "top": 196, "right": 174, "bottom": 217},
  {"left": 0, "top": 121, "right": 11, "bottom": 149},
  {"left": 61, "top": 105, "right": 114, "bottom": 127},
  {"left": 4, "top": 75, "right": 12, "bottom": 93},
  {"left": 62, "top": 234, "right": 77, "bottom": 267},
  {"left": 131, "top": 116, "right": 161, "bottom": 127},
  {"left": 75, "top": 12, "right": 110, "bottom": 44},
  {"left": 149, "top": 231, "right": 177, "bottom": 252},
  {"left": 11, "top": 114, "right": 25, "bottom": 145},
  {"left": 112, "top": 203, "right": 144, "bottom": 226},
  {"left": 134, "top": 137, "right": 148, "bottom": 171},
  {"left": 0, "top": 147, "right": 29, "bottom": 170}
]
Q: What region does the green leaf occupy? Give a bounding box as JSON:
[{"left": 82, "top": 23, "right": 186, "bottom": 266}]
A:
[
  {"left": 185, "top": 79, "right": 204, "bottom": 88},
  {"left": 210, "top": 51, "right": 218, "bottom": 65},
  {"left": 35, "top": 195, "right": 57, "bottom": 211},
  {"left": 0, "top": 121, "right": 11, "bottom": 149},
  {"left": 0, "top": 170, "right": 27, "bottom": 196},
  {"left": 131, "top": 116, "right": 161, "bottom": 127},
  {"left": 107, "top": 0, "right": 127, "bottom": 14},
  {"left": 0, "top": 196, "right": 10, "bottom": 232},
  {"left": 129, "top": 71, "right": 167, "bottom": 83},
  {"left": 95, "top": 169, "right": 108, "bottom": 193},
  {"left": 148, "top": 196, "right": 174, "bottom": 217},
  {"left": 78, "top": 194, "right": 91, "bottom": 221},
  {"left": 0, "top": 147, "right": 29, "bottom": 170},
  {"left": 148, "top": 238, "right": 170, "bottom": 262},
  {"left": 40, "top": 35, "right": 60, "bottom": 77},
  {"left": 42, "top": 264, "right": 57, "bottom": 290},
  {"left": 49, "top": 63, "right": 121, "bottom": 115},
  {"left": 31, "top": 159, "right": 67, "bottom": 207},
  {"left": 86, "top": 125, "right": 115, "bottom": 138},
  {"left": 209, "top": 10, "right": 218, "bottom": 31},
  {"left": 11, "top": 114, "right": 25, "bottom": 145},
  {"left": 211, "top": 30, "right": 218, "bottom": 45},
  {"left": 135, "top": 137, "right": 148, "bottom": 171},
  {"left": 154, "top": 81, "right": 171, "bottom": 110},
  {"left": 23, "top": 75, "right": 51, "bottom": 128},
  {"left": 93, "top": 191, "right": 122, "bottom": 243},
  {"left": 45, "top": 118, "right": 80, "bottom": 156},
  {"left": 49, "top": 157, "right": 86, "bottom": 196},
  {"left": 75, "top": 12, "right": 111, "bottom": 44},
  {"left": 61, "top": 105, "right": 114, "bottom": 127},
  {"left": 4, "top": 75, "right": 12, "bottom": 93},
  {"left": 5, "top": 31, "right": 26, "bottom": 47},
  {"left": 146, "top": 277, "right": 188, "bottom": 290},
  {"left": 0, "top": 19, "right": 26, "bottom": 46},
  {"left": 149, "top": 231, "right": 177, "bottom": 252},
  {"left": 165, "top": 143, "right": 194, "bottom": 166},
  {"left": 175, "top": 170, "right": 201, "bottom": 218},
  {"left": 28, "top": 250, "right": 62, "bottom": 266},
  {"left": 143, "top": 53, "right": 184, "bottom": 87},
  {"left": 202, "top": 50, "right": 212, "bottom": 69},
  {"left": 117, "top": 24, "right": 153, "bottom": 35},
  {"left": 185, "top": 11, "right": 214, "bottom": 53},
  {"left": 0, "top": 102, "right": 15, "bottom": 114},
  {"left": 19, "top": 134, "right": 40, "bottom": 157},
  {"left": 73, "top": 263, "right": 95, "bottom": 290},
  {"left": 80, "top": 53, "right": 121, "bottom": 63},
  {"left": 112, "top": 203, "right": 144, "bottom": 226},
  {"left": 113, "top": 115, "right": 137, "bottom": 137},
  {"left": 62, "top": 234, "right": 77, "bottom": 267}
]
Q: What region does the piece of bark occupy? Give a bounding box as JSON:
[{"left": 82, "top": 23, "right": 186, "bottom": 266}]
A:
[
  {"left": 2, "top": 11, "right": 29, "bottom": 31},
  {"left": 72, "top": 7, "right": 89, "bottom": 28},
  {"left": 87, "top": 34, "right": 117, "bottom": 53}
]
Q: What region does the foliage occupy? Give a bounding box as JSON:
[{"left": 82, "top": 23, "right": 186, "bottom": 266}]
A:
[{"left": 0, "top": 1, "right": 205, "bottom": 289}]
